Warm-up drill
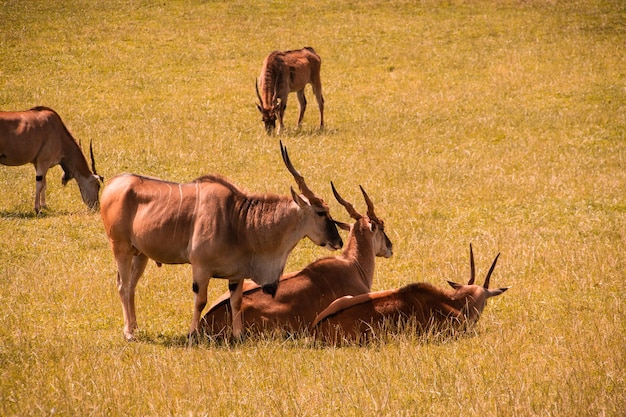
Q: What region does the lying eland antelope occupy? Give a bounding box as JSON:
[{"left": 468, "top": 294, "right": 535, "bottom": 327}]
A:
[
  {"left": 0, "top": 106, "right": 103, "bottom": 212},
  {"left": 312, "top": 244, "right": 509, "bottom": 345},
  {"left": 100, "top": 141, "right": 343, "bottom": 341},
  {"left": 199, "top": 182, "right": 393, "bottom": 338},
  {"left": 256, "top": 47, "right": 324, "bottom": 134}
]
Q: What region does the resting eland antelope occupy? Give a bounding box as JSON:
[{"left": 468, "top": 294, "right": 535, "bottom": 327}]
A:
[
  {"left": 0, "top": 106, "right": 103, "bottom": 213},
  {"left": 256, "top": 47, "right": 324, "bottom": 134},
  {"left": 100, "top": 141, "right": 343, "bottom": 341},
  {"left": 312, "top": 244, "right": 509, "bottom": 345},
  {"left": 199, "top": 183, "right": 393, "bottom": 338}
]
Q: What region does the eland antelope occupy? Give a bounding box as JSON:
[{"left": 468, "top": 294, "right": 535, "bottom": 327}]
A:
[
  {"left": 256, "top": 47, "right": 324, "bottom": 134},
  {"left": 199, "top": 183, "right": 393, "bottom": 338},
  {"left": 0, "top": 106, "right": 103, "bottom": 212},
  {"left": 100, "top": 141, "right": 343, "bottom": 341},
  {"left": 312, "top": 244, "right": 509, "bottom": 344}
]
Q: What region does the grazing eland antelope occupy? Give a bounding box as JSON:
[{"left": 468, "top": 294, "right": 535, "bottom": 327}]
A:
[
  {"left": 256, "top": 47, "right": 324, "bottom": 134},
  {"left": 100, "top": 141, "right": 343, "bottom": 341},
  {"left": 0, "top": 106, "right": 103, "bottom": 213},
  {"left": 312, "top": 244, "right": 509, "bottom": 345},
  {"left": 199, "top": 183, "right": 393, "bottom": 338}
]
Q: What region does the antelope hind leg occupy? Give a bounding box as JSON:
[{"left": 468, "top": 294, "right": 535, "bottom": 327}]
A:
[
  {"left": 114, "top": 248, "right": 148, "bottom": 341},
  {"left": 296, "top": 89, "right": 307, "bottom": 127}
]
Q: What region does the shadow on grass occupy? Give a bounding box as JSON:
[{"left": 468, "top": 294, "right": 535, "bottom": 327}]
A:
[
  {"left": 134, "top": 331, "right": 190, "bottom": 348},
  {"left": 0, "top": 209, "right": 39, "bottom": 219},
  {"left": 279, "top": 125, "right": 338, "bottom": 137},
  {"left": 0, "top": 207, "right": 77, "bottom": 219},
  {"left": 309, "top": 320, "right": 482, "bottom": 349},
  {"left": 132, "top": 321, "right": 481, "bottom": 350},
  {"left": 134, "top": 330, "right": 251, "bottom": 350},
  {"left": 133, "top": 327, "right": 321, "bottom": 350}
]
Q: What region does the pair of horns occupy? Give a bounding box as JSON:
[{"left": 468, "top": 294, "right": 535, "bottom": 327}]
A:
[
  {"left": 468, "top": 243, "right": 500, "bottom": 289},
  {"left": 331, "top": 181, "right": 379, "bottom": 223}
]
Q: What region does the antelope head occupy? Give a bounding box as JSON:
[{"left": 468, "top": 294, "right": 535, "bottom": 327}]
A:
[
  {"left": 63, "top": 140, "right": 103, "bottom": 210},
  {"left": 256, "top": 79, "right": 277, "bottom": 134},
  {"left": 280, "top": 141, "right": 343, "bottom": 251},
  {"left": 331, "top": 182, "right": 393, "bottom": 258},
  {"left": 82, "top": 141, "right": 104, "bottom": 210},
  {"left": 447, "top": 244, "right": 509, "bottom": 321}
]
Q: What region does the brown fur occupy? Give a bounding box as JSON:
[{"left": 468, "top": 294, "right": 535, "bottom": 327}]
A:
[
  {"left": 256, "top": 47, "right": 324, "bottom": 134},
  {"left": 199, "top": 185, "right": 393, "bottom": 338},
  {"left": 100, "top": 144, "right": 343, "bottom": 341},
  {"left": 0, "top": 106, "right": 102, "bottom": 212},
  {"left": 312, "top": 245, "right": 509, "bottom": 345}
]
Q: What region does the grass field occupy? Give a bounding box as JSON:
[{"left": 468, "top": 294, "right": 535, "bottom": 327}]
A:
[{"left": 1, "top": 0, "right": 625, "bottom": 415}]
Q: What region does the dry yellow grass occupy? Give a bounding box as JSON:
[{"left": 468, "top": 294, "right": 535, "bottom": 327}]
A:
[{"left": 1, "top": 0, "right": 624, "bottom": 415}]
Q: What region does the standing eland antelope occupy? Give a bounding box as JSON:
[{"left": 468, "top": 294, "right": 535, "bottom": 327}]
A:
[
  {"left": 312, "top": 244, "right": 509, "bottom": 345},
  {"left": 199, "top": 183, "right": 393, "bottom": 338},
  {"left": 256, "top": 47, "right": 324, "bottom": 134},
  {"left": 100, "top": 141, "right": 343, "bottom": 341},
  {"left": 0, "top": 106, "right": 103, "bottom": 213}
]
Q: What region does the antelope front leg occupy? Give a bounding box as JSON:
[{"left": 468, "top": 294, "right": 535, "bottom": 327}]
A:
[
  {"left": 277, "top": 99, "right": 287, "bottom": 135},
  {"left": 229, "top": 279, "right": 244, "bottom": 340}
]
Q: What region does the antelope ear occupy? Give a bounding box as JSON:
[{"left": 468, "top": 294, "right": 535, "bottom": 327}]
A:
[
  {"left": 291, "top": 187, "right": 310, "bottom": 208},
  {"left": 334, "top": 220, "right": 351, "bottom": 231},
  {"left": 257, "top": 104, "right": 263, "bottom": 113},
  {"left": 487, "top": 287, "right": 510, "bottom": 298},
  {"left": 447, "top": 281, "right": 463, "bottom": 290}
]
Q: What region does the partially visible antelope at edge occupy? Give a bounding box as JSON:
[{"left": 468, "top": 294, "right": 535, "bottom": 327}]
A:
[
  {"left": 199, "top": 183, "right": 393, "bottom": 338},
  {"left": 311, "top": 244, "right": 509, "bottom": 345},
  {"left": 100, "top": 141, "right": 343, "bottom": 341},
  {"left": 0, "top": 106, "right": 103, "bottom": 213},
  {"left": 256, "top": 47, "right": 324, "bottom": 135}
]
